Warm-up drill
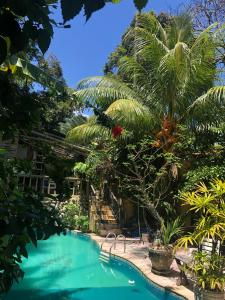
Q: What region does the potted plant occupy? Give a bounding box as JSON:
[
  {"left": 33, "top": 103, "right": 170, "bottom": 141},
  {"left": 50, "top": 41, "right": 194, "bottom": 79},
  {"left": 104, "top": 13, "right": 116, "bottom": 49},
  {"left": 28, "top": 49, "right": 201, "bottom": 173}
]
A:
[
  {"left": 149, "top": 218, "right": 183, "bottom": 275},
  {"left": 193, "top": 252, "right": 225, "bottom": 300},
  {"left": 176, "top": 179, "right": 225, "bottom": 300}
]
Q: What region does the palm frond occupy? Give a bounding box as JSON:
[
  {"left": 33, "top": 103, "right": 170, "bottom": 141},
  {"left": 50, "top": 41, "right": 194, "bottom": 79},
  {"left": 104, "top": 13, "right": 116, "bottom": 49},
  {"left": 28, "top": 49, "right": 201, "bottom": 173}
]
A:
[
  {"left": 75, "top": 76, "right": 137, "bottom": 107},
  {"left": 74, "top": 86, "right": 135, "bottom": 109},
  {"left": 190, "top": 86, "right": 225, "bottom": 111},
  {"left": 156, "top": 42, "right": 191, "bottom": 115},
  {"left": 66, "top": 123, "right": 110, "bottom": 144},
  {"left": 135, "top": 27, "right": 169, "bottom": 53},
  {"left": 191, "top": 23, "right": 217, "bottom": 53},
  {"left": 136, "top": 12, "right": 168, "bottom": 45},
  {"left": 167, "top": 14, "right": 194, "bottom": 49},
  {"left": 158, "top": 42, "right": 190, "bottom": 84},
  {"left": 105, "top": 99, "right": 154, "bottom": 132},
  {"left": 118, "top": 56, "right": 151, "bottom": 93},
  {"left": 76, "top": 76, "right": 136, "bottom": 97},
  {"left": 185, "top": 86, "right": 225, "bottom": 126}
]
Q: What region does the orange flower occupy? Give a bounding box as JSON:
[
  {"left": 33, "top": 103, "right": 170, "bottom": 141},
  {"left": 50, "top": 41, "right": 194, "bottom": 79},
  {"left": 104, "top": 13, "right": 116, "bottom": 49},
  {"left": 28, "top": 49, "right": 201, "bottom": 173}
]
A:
[{"left": 152, "top": 140, "right": 161, "bottom": 148}]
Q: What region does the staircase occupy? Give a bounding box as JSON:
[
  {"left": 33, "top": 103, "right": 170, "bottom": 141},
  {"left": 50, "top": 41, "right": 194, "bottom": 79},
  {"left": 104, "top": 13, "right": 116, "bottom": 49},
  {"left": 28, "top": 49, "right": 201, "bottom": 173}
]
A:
[
  {"left": 89, "top": 185, "right": 121, "bottom": 235},
  {"left": 99, "top": 250, "right": 110, "bottom": 263},
  {"left": 99, "top": 204, "right": 118, "bottom": 224},
  {"left": 90, "top": 201, "right": 120, "bottom": 235}
]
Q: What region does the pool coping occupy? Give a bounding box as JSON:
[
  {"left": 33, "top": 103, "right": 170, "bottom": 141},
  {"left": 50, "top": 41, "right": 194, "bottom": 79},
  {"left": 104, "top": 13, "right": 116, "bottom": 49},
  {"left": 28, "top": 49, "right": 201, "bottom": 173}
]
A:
[{"left": 88, "top": 233, "right": 194, "bottom": 300}]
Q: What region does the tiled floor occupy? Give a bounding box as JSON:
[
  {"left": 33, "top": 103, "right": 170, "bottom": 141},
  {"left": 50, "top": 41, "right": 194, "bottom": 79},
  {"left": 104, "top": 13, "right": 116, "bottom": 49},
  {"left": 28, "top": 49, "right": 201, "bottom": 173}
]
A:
[{"left": 90, "top": 234, "right": 195, "bottom": 300}]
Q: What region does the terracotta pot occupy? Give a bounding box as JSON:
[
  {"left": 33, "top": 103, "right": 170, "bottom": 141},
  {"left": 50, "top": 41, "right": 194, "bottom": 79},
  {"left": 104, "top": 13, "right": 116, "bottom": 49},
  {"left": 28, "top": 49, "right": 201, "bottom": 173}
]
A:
[
  {"left": 195, "top": 289, "right": 225, "bottom": 300},
  {"left": 148, "top": 247, "right": 173, "bottom": 275}
]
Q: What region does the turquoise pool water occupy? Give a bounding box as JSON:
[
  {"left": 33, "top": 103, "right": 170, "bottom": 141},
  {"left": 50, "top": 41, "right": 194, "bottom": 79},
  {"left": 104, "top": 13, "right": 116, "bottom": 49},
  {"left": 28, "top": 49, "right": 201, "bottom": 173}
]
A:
[{"left": 3, "top": 232, "right": 182, "bottom": 300}]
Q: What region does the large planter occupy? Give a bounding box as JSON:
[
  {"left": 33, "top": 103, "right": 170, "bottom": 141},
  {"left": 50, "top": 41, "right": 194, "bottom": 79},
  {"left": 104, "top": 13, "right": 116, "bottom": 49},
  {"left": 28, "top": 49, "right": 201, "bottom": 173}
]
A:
[
  {"left": 195, "top": 288, "right": 225, "bottom": 300},
  {"left": 148, "top": 247, "right": 173, "bottom": 275}
]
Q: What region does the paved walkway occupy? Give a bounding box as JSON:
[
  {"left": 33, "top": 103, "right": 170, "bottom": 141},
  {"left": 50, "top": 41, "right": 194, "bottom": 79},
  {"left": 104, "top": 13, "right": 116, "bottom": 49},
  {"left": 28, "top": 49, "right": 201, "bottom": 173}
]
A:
[{"left": 90, "top": 234, "right": 194, "bottom": 300}]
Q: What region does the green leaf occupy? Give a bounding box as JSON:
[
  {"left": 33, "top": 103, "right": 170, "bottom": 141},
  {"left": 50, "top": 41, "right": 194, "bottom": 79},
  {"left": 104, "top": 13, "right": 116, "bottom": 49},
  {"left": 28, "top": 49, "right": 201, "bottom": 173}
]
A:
[
  {"left": 27, "top": 227, "right": 37, "bottom": 247},
  {"left": 37, "top": 29, "right": 51, "bottom": 54},
  {"left": 23, "top": 21, "right": 38, "bottom": 40},
  {"left": 61, "top": 0, "right": 83, "bottom": 23},
  {"left": 36, "top": 228, "right": 44, "bottom": 240},
  {"left": 84, "top": 0, "right": 106, "bottom": 20},
  {"left": 9, "top": 56, "right": 64, "bottom": 91},
  {"left": 20, "top": 245, "right": 28, "bottom": 258},
  {"left": 0, "top": 36, "right": 8, "bottom": 64},
  {"left": 133, "top": 0, "right": 148, "bottom": 10}
]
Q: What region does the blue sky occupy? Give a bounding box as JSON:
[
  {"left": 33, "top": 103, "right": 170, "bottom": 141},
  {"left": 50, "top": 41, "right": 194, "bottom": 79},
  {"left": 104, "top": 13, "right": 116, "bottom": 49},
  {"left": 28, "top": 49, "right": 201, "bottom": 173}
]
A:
[{"left": 48, "top": 0, "right": 189, "bottom": 88}]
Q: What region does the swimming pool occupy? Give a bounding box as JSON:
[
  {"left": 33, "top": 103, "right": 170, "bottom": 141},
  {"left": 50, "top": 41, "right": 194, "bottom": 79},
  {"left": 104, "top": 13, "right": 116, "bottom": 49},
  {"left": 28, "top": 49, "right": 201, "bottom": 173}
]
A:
[{"left": 3, "top": 232, "right": 183, "bottom": 300}]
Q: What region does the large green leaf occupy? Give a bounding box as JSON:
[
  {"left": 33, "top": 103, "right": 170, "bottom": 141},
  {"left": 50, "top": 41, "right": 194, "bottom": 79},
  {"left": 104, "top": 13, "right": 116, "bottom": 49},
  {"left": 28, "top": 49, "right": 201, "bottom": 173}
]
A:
[
  {"left": 37, "top": 29, "right": 51, "bottom": 54},
  {"left": 61, "top": 0, "right": 83, "bottom": 23},
  {"left": 61, "top": 0, "right": 107, "bottom": 22},
  {"left": 134, "top": 0, "right": 148, "bottom": 10},
  {"left": 9, "top": 56, "right": 64, "bottom": 91},
  {"left": 84, "top": 0, "right": 106, "bottom": 20}
]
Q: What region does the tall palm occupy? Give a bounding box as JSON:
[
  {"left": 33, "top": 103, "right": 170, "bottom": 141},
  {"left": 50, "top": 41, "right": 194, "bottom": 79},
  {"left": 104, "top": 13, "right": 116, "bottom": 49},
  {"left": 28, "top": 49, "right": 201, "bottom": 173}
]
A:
[{"left": 68, "top": 13, "right": 225, "bottom": 144}]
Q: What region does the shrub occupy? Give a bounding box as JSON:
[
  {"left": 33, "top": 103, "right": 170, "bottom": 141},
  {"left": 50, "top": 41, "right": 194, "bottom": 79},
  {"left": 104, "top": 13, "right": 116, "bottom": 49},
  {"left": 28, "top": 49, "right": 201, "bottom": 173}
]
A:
[{"left": 62, "top": 202, "right": 89, "bottom": 232}]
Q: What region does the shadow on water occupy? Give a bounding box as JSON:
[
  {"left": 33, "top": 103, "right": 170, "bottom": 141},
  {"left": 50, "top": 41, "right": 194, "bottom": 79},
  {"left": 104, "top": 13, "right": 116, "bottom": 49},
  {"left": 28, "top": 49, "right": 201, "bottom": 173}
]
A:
[
  {"left": 2, "top": 288, "right": 90, "bottom": 300},
  {"left": 2, "top": 286, "right": 181, "bottom": 300},
  {"left": 23, "top": 258, "right": 99, "bottom": 280},
  {"left": 25, "top": 242, "right": 56, "bottom": 257}
]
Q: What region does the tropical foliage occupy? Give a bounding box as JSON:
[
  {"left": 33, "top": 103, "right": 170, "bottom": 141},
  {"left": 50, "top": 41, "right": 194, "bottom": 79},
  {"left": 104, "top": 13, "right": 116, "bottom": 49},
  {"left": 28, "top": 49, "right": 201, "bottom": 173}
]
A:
[
  {"left": 192, "top": 252, "right": 225, "bottom": 291},
  {"left": 160, "top": 218, "right": 183, "bottom": 247},
  {"left": 61, "top": 202, "right": 89, "bottom": 232},
  {"left": 68, "top": 13, "right": 225, "bottom": 146},
  {"left": 174, "top": 180, "right": 225, "bottom": 292},
  {"left": 1, "top": 2, "right": 225, "bottom": 295},
  {"left": 117, "top": 137, "right": 180, "bottom": 226},
  {"left": 0, "top": 45, "right": 77, "bottom": 295},
  {"left": 176, "top": 179, "right": 225, "bottom": 249},
  {"left": 0, "top": 152, "right": 65, "bottom": 293}
]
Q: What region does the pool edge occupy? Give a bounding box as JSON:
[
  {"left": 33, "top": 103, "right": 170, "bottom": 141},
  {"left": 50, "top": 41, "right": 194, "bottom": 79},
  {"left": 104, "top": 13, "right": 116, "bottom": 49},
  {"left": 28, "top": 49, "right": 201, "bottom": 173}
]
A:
[{"left": 86, "top": 232, "right": 194, "bottom": 300}]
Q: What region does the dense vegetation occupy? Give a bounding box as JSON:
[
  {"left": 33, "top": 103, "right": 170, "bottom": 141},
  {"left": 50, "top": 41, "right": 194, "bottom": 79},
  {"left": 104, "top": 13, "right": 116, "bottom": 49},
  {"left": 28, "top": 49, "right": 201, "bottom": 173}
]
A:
[
  {"left": 0, "top": 0, "right": 225, "bottom": 295},
  {"left": 68, "top": 12, "right": 225, "bottom": 228},
  {"left": 0, "top": 23, "right": 78, "bottom": 295}
]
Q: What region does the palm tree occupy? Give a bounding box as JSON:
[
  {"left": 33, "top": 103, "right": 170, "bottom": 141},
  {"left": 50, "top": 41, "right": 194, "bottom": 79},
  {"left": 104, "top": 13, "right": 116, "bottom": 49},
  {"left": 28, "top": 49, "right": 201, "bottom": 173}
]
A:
[{"left": 68, "top": 13, "right": 225, "bottom": 146}]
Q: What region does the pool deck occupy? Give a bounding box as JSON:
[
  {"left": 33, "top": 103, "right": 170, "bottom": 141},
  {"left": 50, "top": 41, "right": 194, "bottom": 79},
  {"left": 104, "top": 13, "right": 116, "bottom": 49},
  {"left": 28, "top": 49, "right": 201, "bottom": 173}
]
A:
[{"left": 89, "top": 233, "right": 194, "bottom": 300}]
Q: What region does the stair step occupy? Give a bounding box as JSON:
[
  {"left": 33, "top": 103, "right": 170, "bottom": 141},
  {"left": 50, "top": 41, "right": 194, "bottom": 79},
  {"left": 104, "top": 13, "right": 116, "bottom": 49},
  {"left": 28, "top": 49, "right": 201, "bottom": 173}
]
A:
[
  {"left": 99, "top": 256, "right": 109, "bottom": 262},
  {"left": 100, "top": 251, "right": 110, "bottom": 257},
  {"left": 99, "top": 251, "right": 110, "bottom": 263},
  {"left": 101, "top": 212, "right": 114, "bottom": 216},
  {"left": 100, "top": 206, "right": 112, "bottom": 210},
  {"left": 100, "top": 216, "right": 116, "bottom": 221}
]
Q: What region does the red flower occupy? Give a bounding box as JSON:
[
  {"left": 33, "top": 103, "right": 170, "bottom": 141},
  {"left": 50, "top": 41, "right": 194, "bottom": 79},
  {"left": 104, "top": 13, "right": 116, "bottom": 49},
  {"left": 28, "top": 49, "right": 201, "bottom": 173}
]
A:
[{"left": 112, "top": 125, "right": 123, "bottom": 138}]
